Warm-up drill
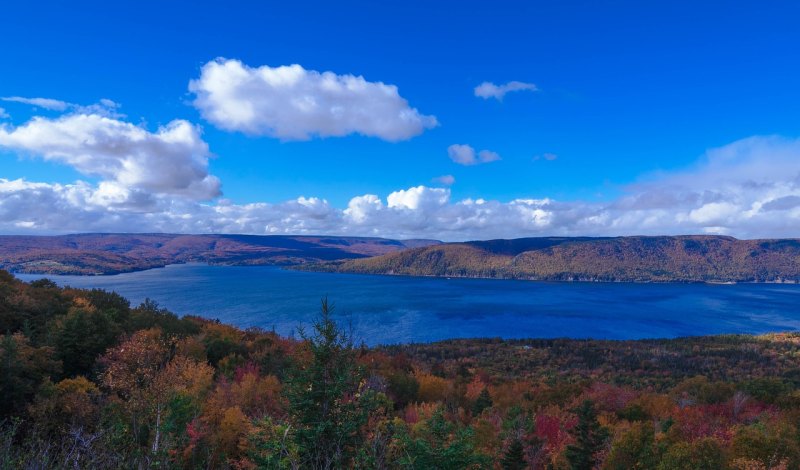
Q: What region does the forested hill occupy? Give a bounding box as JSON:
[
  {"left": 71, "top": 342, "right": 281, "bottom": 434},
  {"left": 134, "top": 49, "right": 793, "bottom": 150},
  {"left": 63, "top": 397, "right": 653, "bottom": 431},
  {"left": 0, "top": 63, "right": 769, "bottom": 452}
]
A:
[
  {"left": 0, "top": 233, "right": 439, "bottom": 275},
  {"left": 310, "top": 235, "right": 800, "bottom": 283}
]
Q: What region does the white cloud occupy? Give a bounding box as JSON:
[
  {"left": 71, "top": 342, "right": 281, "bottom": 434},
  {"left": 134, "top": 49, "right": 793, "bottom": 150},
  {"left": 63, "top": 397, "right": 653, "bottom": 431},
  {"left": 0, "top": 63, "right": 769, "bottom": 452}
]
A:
[
  {"left": 344, "top": 194, "right": 383, "bottom": 224},
  {"left": 1, "top": 96, "right": 124, "bottom": 118},
  {"left": 1, "top": 133, "right": 800, "bottom": 241},
  {"left": 2, "top": 96, "right": 70, "bottom": 111},
  {"left": 432, "top": 174, "right": 455, "bottom": 186},
  {"left": 189, "top": 58, "right": 438, "bottom": 141},
  {"left": 0, "top": 113, "right": 220, "bottom": 201},
  {"left": 687, "top": 202, "right": 739, "bottom": 224},
  {"left": 73, "top": 99, "right": 124, "bottom": 118},
  {"left": 387, "top": 186, "right": 449, "bottom": 211},
  {"left": 474, "top": 81, "right": 538, "bottom": 100},
  {"left": 0, "top": 108, "right": 9, "bottom": 119},
  {"left": 447, "top": 144, "right": 501, "bottom": 166}
]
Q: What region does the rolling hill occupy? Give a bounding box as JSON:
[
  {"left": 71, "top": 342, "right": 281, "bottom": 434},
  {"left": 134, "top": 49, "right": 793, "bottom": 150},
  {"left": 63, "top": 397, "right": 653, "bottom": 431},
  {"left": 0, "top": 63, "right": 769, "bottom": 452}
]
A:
[
  {"left": 0, "top": 233, "right": 439, "bottom": 275},
  {"left": 308, "top": 235, "right": 800, "bottom": 283}
]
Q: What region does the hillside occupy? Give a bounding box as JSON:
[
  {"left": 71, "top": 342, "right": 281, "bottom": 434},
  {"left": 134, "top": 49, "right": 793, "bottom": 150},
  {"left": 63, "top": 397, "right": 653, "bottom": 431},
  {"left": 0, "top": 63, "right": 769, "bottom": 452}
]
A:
[
  {"left": 310, "top": 235, "right": 800, "bottom": 283},
  {"left": 0, "top": 233, "right": 439, "bottom": 275}
]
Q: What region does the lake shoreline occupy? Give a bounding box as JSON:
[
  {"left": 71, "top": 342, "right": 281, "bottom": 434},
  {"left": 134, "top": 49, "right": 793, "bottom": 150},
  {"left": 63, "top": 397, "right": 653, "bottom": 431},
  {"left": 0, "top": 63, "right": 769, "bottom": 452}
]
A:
[
  {"left": 12, "top": 260, "right": 800, "bottom": 285},
  {"left": 14, "top": 264, "right": 800, "bottom": 345}
]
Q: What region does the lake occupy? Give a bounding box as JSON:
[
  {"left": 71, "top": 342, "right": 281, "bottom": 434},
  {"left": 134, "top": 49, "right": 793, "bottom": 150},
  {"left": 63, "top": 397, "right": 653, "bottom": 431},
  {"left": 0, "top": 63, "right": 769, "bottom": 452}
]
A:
[{"left": 15, "top": 264, "right": 800, "bottom": 345}]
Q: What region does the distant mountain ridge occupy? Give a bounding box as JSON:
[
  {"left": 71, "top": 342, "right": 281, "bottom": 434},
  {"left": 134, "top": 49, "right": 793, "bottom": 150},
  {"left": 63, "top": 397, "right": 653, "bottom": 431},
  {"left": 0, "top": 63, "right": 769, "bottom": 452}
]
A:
[
  {"left": 0, "top": 233, "right": 440, "bottom": 275},
  {"left": 308, "top": 235, "right": 800, "bottom": 283}
]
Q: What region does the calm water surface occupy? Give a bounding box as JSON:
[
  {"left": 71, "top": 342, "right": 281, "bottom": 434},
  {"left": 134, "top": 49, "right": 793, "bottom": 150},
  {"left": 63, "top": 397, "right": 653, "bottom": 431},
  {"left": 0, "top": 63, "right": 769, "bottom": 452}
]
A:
[{"left": 16, "top": 264, "right": 800, "bottom": 345}]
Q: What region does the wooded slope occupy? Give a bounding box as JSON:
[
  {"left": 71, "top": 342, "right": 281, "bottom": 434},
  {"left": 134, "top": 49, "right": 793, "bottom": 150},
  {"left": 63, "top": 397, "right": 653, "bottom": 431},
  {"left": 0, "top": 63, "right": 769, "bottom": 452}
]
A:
[
  {"left": 313, "top": 235, "right": 800, "bottom": 282},
  {"left": 0, "top": 233, "right": 439, "bottom": 274}
]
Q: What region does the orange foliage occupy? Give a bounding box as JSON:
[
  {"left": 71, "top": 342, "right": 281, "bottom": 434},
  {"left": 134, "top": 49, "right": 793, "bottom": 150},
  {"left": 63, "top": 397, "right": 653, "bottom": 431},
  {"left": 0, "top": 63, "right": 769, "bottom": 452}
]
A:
[
  {"left": 415, "top": 373, "right": 451, "bottom": 403},
  {"left": 215, "top": 406, "right": 251, "bottom": 458}
]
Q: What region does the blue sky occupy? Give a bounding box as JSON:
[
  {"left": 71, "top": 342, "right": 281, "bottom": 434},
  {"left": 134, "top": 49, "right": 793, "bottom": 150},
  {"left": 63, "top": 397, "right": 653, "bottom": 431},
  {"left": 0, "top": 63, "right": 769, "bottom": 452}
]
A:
[{"left": 1, "top": 1, "right": 799, "bottom": 239}]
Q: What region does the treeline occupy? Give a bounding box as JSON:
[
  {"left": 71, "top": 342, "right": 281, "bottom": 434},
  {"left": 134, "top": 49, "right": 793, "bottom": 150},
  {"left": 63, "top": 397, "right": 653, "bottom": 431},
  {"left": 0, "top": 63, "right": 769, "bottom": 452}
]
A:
[
  {"left": 3, "top": 269, "right": 800, "bottom": 468},
  {"left": 312, "top": 235, "right": 800, "bottom": 283}
]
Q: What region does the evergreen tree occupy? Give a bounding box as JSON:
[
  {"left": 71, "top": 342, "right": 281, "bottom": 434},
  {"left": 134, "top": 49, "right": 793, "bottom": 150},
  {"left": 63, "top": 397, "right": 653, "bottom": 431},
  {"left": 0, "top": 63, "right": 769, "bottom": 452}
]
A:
[
  {"left": 500, "top": 438, "right": 527, "bottom": 470},
  {"left": 55, "top": 308, "right": 120, "bottom": 378},
  {"left": 396, "top": 408, "right": 491, "bottom": 469},
  {"left": 565, "top": 400, "right": 609, "bottom": 470},
  {"left": 472, "top": 387, "right": 493, "bottom": 416},
  {"left": 284, "top": 299, "right": 375, "bottom": 469}
]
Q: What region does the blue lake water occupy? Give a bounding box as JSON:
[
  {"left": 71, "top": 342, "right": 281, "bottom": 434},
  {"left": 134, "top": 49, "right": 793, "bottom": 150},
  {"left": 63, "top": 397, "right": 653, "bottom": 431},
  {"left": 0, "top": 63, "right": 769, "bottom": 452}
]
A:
[{"left": 15, "top": 264, "right": 800, "bottom": 345}]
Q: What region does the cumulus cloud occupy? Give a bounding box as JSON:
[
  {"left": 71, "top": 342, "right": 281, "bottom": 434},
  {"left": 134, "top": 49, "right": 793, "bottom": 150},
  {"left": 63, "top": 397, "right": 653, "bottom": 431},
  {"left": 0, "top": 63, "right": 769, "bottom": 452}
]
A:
[
  {"left": 1, "top": 134, "right": 800, "bottom": 240},
  {"left": 474, "top": 81, "right": 538, "bottom": 100},
  {"left": 387, "top": 186, "right": 449, "bottom": 211},
  {"left": 189, "top": 58, "right": 438, "bottom": 141},
  {"left": 0, "top": 113, "right": 220, "bottom": 201},
  {"left": 432, "top": 174, "right": 455, "bottom": 186},
  {"left": 0, "top": 108, "right": 8, "bottom": 119},
  {"left": 447, "top": 144, "right": 501, "bottom": 166}
]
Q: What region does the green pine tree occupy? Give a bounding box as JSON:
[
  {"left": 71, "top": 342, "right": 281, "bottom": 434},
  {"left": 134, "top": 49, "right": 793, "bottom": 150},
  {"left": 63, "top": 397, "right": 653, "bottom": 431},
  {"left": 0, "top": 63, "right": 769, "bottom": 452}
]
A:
[
  {"left": 472, "top": 387, "right": 493, "bottom": 416},
  {"left": 284, "top": 298, "right": 375, "bottom": 469},
  {"left": 500, "top": 438, "right": 527, "bottom": 470},
  {"left": 565, "top": 400, "right": 609, "bottom": 470},
  {"left": 396, "top": 408, "right": 491, "bottom": 469}
]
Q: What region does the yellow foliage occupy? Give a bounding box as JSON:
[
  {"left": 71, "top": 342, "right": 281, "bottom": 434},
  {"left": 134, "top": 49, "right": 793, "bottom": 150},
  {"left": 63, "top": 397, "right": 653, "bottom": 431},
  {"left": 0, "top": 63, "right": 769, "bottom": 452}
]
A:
[
  {"left": 415, "top": 373, "right": 451, "bottom": 403},
  {"left": 216, "top": 406, "right": 251, "bottom": 458},
  {"left": 69, "top": 296, "right": 97, "bottom": 314},
  {"left": 634, "top": 393, "right": 675, "bottom": 420},
  {"left": 158, "top": 355, "right": 214, "bottom": 399},
  {"left": 56, "top": 375, "right": 99, "bottom": 395},
  {"left": 55, "top": 376, "right": 100, "bottom": 417},
  {"left": 202, "top": 322, "right": 243, "bottom": 343}
]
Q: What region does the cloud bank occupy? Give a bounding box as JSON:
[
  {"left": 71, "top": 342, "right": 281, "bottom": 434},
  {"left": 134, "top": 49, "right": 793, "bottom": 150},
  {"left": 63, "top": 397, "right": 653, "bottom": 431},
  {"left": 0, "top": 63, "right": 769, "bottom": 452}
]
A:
[
  {"left": 1, "top": 102, "right": 799, "bottom": 240},
  {"left": 189, "top": 58, "right": 438, "bottom": 141}
]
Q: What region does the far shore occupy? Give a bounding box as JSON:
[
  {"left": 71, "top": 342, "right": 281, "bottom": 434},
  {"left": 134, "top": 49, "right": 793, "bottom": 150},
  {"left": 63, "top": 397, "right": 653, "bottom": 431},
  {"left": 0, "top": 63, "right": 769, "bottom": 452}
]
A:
[{"left": 11, "top": 261, "right": 800, "bottom": 285}]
